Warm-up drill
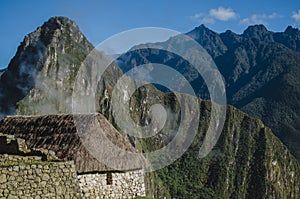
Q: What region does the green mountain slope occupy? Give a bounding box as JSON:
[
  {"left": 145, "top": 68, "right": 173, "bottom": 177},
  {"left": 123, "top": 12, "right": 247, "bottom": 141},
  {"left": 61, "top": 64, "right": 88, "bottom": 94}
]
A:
[{"left": 127, "top": 85, "right": 300, "bottom": 198}]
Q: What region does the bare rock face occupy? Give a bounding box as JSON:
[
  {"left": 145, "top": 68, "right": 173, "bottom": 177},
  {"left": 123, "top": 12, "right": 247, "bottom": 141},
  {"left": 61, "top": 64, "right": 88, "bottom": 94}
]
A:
[
  {"left": 14, "top": 17, "right": 93, "bottom": 115},
  {"left": 16, "top": 17, "right": 123, "bottom": 118},
  {"left": 0, "top": 16, "right": 122, "bottom": 117}
]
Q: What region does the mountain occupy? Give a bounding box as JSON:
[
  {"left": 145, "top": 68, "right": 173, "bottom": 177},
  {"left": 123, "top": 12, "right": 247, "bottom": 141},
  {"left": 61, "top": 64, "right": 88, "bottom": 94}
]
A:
[
  {"left": 124, "top": 84, "right": 300, "bottom": 198},
  {"left": 117, "top": 24, "right": 300, "bottom": 160},
  {"left": 193, "top": 24, "right": 300, "bottom": 160},
  {"left": 0, "top": 17, "right": 92, "bottom": 116},
  {"left": 0, "top": 17, "right": 299, "bottom": 198},
  {"left": 0, "top": 17, "right": 121, "bottom": 117},
  {"left": 144, "top": 100, "right": 300, "bottom": 198}
]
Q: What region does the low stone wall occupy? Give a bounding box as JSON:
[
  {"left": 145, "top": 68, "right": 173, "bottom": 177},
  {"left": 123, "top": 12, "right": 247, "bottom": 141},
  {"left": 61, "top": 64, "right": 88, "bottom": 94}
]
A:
[
  {"left": 78, "top": 169, "right": 146, "bottom": 198},
  {"left": 0, "top": 153, "right": 42, "bottom": 165},
  {"left": 0, "top": 155, "right": 80, "bottom": 198}
]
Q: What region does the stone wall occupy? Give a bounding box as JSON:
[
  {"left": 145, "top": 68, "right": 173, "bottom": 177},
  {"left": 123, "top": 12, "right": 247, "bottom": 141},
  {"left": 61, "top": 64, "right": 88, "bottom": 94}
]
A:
[
  {"left": 78, "top": 169, "right": 146, "bottom": 198},
  {"left": 0, "top": 154, "right": 80, "bottom": 198},
  {"left": 0, "top": 134, "right": 147, "bottom": 198}
]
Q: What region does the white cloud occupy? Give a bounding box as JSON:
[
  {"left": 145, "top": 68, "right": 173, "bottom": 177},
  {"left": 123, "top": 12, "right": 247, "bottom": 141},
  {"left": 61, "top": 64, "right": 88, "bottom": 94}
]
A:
[
  {"left": 292, "top": 10, "right": 300, "bottom": 23},
  {"left": 191, "top": 7, "right": 237, "bottom": 25},
  {"left": 201, "top": 17, "right": 215, "bottom": 24},
  {"left": 191, "top": 13, "right": 203, "bottom": 20},
  {"left": 268, "top": 13, "right": 279, "bottom": 19},
  {"left": 190, "top": 13, "right": 215, "bottom": 24},
  {"left": 240, "top": 13, "right": 280, "bottom": 25},
  {"left": 209, "top": 7, "right": 238, "bottom": 21}
]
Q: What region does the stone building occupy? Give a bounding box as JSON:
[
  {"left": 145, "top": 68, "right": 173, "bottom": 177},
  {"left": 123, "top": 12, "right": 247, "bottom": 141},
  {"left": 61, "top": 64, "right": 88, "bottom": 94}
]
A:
[{"left": 0, "top": 113, "right": 146, "bottom": 198}]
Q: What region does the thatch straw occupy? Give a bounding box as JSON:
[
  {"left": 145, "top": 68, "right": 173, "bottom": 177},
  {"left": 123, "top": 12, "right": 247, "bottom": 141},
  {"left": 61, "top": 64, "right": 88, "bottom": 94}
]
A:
[{"left": 0, "top": 113, "right": 145, "bottom": 173}]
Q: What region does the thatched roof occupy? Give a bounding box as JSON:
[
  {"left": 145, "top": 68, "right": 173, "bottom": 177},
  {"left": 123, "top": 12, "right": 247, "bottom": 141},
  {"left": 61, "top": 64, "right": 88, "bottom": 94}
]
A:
[{"left": 0, "top": 113, "right": 145, "bottom": 173}]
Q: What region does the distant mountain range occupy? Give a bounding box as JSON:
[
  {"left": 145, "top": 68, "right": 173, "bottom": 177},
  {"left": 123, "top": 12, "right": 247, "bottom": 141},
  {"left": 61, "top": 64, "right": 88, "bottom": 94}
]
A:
[
  {"left": 117, "top": 24, "right": 300, "bottom": 160},
  {"left": 0, "top": 17, "right": 299, "bottom": 198}
]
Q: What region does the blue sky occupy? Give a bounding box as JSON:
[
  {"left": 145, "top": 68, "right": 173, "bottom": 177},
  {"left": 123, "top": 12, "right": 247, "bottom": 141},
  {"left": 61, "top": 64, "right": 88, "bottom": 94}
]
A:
[{"left": 1, "top": 0, "right": 300, "bottom": 69}]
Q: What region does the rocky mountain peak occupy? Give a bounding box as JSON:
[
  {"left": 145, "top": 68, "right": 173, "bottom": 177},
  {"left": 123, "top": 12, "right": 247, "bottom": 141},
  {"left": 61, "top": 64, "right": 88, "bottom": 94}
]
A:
[
  {"left": 187, "top": 24, "right": 227, "bottom": 58},
  {"left": 220, "top": 29, "right": 243, "bottom": 47},
  {"left": 193, "top": 24, "right": 212, "bottom": 33},
  {"left": 284, "top": 26, "right": 299, "bottom": 35},
  {"left": 188, "top": 24, "right": 219, "bottom": 39},
  {"left": 0, "top": 16, "right": 93, "bottom": 116},
  {"left": 242, "top": 24, "right": 274, "bottom": 41},
  {"left": 21, "top": 16, "right": 85, "bottom": 50},
  {"left": 243, "top": 24, "right": 268, "bottom": 35},
  {"left": 10, "top": 16, "right": 89, "bottom": 72},
  {"left": 46, "top": 16, "right": 77, "bottom": 27}
]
